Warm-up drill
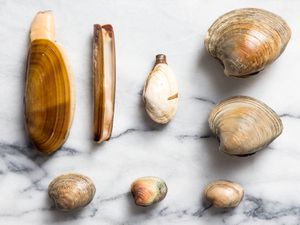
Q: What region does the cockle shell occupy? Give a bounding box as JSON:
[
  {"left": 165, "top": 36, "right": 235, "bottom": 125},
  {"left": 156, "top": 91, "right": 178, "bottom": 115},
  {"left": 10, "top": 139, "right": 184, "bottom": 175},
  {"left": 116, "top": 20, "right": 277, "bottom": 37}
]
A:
[
  {"left": 205, "top": 8, "right": 291, "bottom": 77},
  {"left": 143, "top": 54, "right": 178, "bottom": 124},
  {"left": 208, "top": 96, "right": 283, "bottom": 156},
  {"left": 204, "top": 180, "right": 244, "bottom": 208},
  {"left": 25, "top": 11, "right": 74, "bottom": 154},
  {"left": 48, "top": 173, "right": 96, "bottom": 211},
  {"left": 131, "top": 176, "right": 167, "bottom": 207}
]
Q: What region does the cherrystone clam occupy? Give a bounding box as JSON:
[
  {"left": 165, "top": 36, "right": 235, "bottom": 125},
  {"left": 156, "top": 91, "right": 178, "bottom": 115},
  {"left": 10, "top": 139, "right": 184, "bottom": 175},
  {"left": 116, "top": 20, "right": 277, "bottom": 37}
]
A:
[
  {"left": 208, "top": 96, "right": 283, "bottom": 156},
  {"left": 205, "top": 8, "right": 291, "bottom": 77}
]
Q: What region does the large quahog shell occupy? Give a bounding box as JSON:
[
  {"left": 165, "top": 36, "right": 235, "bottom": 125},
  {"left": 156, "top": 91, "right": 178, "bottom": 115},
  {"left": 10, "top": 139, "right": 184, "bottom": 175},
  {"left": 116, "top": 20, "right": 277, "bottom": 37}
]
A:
[
  {"left": 205, "top": 8, "right": 291, "bottom": 77},
  {"left": 208, "top": 96, "right": 283, "bottom": 156},
  {"left": 48, "top": 173, "right": 96, "bottom": 211}
]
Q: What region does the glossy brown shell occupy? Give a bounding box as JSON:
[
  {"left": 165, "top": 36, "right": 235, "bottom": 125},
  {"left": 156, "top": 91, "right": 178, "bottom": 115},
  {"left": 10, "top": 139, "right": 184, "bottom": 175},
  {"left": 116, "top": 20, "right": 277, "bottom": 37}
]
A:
[
  {"left": 93, "top": 24, "right": 116, "bottom": 143},
  {"left": 25, "top": 39, "right": 74, "bottom": 154}
]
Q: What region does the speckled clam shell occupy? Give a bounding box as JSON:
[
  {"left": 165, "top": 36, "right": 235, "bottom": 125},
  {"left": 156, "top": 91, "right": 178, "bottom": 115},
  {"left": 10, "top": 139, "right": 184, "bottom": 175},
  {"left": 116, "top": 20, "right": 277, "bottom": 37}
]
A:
[
  {"left": 48, "top": 173, "right": 96, "bottom": 211},
  {"left": 204, "top": 180, "right": 244, "bottom": 208},
  {"left": 205, "top": 8, "right": 291, "bottom": 77},
  {"left": 131, "top": 176, "right": 167, "bottom": 207},
  {"left": 208, "top": 96, "right": 283, "bottom": 156}
]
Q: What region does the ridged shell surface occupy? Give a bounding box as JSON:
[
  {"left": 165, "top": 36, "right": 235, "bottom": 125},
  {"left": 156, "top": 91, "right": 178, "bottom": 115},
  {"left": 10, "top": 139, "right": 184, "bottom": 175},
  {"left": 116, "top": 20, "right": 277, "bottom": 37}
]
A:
[
  {"left": 208, "top": 96, "right": 282, "bottom": 155},
  {"left": 204, "top": 180, "right": 244, "bottom": 208},
  {"left": 205, "top": 8, "right": 291, "bottom": 77},
  {"left": 25, "top": 39, "right": 74, "bottom": 154},
  {"left": 131, "top": 176, "right": 167, "bottom": 207},
  {"left": 48, "top": 173, "right": 96, "bottom": 211}
]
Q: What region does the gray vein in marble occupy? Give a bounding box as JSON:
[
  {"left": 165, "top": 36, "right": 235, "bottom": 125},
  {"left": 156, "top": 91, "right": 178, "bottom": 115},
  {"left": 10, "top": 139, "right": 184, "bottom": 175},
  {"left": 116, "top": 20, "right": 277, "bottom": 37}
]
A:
[
  {"left": 110, "top": 128, "right": 160, "bottom": 140},
  {"left": 279, "top": 113, "right": 300, "bottom": 119},
  {"left": 176, "top": 134, "right": 212, "bottom": 141},
  {"left": 243, "top": 195, "right": 300, "bottom": 221},
  {"left": 98, "top": 192, "right": 128, "bottom": 203},
  {"left": 192, "top": 96, "right": 216, "bottom": 105}
]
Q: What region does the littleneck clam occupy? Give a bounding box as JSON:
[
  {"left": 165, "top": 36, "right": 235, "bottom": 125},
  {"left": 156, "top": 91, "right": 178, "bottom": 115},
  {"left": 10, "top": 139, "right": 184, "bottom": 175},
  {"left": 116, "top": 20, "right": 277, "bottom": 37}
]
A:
[
  {"left": 205, "top": 8, "right": 291, "bottom": 77},
  {"left": 24, "top": 11, "right": 74, "bottom": 154},
  {"left": 204, "top": 180, "right": 244, "bottom": 208},
  {"left": 208, "top": 96, "right": 283, "bottom": 156},
  {"left": 93, "top": 24, "right": 116, "bottom": 143},
  {"left": 143, "top": 54, "right": 178, "bottom": 124},
  {"left": 48, "top": 173, "right": 96, "bottom": 211},
  {"left": 131, "top": 176, "right": 167, "bottom": 207}
]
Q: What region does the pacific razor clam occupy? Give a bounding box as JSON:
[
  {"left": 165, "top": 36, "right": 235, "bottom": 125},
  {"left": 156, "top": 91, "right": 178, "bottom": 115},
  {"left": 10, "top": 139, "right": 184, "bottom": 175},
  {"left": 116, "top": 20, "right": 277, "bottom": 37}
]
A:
[
  {"left": 208, "top": 96, "right": 283, "bottom": 156},
  {"left": 93, "top": 24, "right": 116, "bottom": 143},
  {"left": 24, "top": 11, "right": 74, "bottom": 154},
  {"left": 205, "top": 8, "right": 291, "bottom": 77},
  {"left": 204, "top": 180, "right": 244, "bottom": 208},
  {"left": 48, "top": 173, "right": 96, "bottom": 211},
  {"left": 143, "top": 54, "right": 179, "bottom": 124},
  {"left": 131, "top": 176, "right": 167, "bottom": 207}
]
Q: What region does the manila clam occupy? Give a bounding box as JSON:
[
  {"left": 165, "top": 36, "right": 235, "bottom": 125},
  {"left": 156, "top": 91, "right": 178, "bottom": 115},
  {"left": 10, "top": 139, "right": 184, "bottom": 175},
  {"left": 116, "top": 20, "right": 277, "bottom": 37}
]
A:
[
  {"left": 143, "top": 54, "right": 179, "bottom": 124},
  {"left": 208, "top": 96, "right": 283, "bottom": 156},
  {"left": 24, "top": 11, "right": 74, "bottom": 154},
  {"left": 205, "top": 8, "right": 291, "bottom": 77},
  {"left": 48, "top": 173, "right": 96, "bottom": 211},
  {"left": 131, "top": 176, "right": 167, "bottom": 207},
  {"left": 93, "top": 24, "right": 116, "bottom": 143},
  {"left": 204, "top": 180, "right": 244, "bottom": 208}
]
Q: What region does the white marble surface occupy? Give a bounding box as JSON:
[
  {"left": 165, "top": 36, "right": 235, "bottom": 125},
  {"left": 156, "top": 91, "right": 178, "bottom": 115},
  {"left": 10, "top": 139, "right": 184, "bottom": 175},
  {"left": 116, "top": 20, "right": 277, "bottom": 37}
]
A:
[{"left": 0, "top": 0, "right": 300, "bottom": 224}]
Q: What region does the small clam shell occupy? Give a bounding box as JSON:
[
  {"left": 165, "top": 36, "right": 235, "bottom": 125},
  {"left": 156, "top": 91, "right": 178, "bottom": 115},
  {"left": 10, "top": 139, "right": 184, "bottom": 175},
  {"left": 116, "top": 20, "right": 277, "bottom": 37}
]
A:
[
  {"left": 204, "top": 180, "right": 244, "bottom": 208},
  {"left": 48, "top": 173, "right": 96, "bottom": 211},
  {"left": 208, "top": 96, "right": 283, "bottom": 156},
  {"left": 143, "top": 54, "right": 178, "bottom": 124},
  {"left": 205, "top": 8, "right": 291, "bottom": 77},
  {"left": 131, "top": 176, "right": 167, "bottom": 207}
]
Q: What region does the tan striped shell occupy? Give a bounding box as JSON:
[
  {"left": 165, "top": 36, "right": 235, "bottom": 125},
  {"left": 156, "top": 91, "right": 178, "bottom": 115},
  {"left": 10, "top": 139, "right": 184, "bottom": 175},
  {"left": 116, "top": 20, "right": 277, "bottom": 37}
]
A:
[
  {"left": 204, "top": 180, "right": 244, "bottom": 208},
  {"left": 48, "top": 173, "right": 96, "bottom": 211},
  {"left": 208, "top": 96, "right": 283, "bottom": 156},
  {"left": 205, "top": 8, "right": 291, "bottom": 77}
]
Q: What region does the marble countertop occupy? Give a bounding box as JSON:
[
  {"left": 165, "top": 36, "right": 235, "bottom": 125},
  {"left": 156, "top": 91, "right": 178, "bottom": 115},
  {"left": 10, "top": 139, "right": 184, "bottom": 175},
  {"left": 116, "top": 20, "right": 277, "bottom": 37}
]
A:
[{"left": 1, "top": 0, "right": 300, "bottom": 224}]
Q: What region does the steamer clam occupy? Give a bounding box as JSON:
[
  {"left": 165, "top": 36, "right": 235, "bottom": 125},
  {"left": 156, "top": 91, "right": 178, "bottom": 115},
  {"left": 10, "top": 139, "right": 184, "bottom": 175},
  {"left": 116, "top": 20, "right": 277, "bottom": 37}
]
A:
[
  {"left": 143, "top": 54, "right": 179, "bottom": 124},
  {"left": 208, "top": 96, "right": 283, "bottom": 156},
  {"left": 205, "top": 8, "right": 291, "bottom": 77}
]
